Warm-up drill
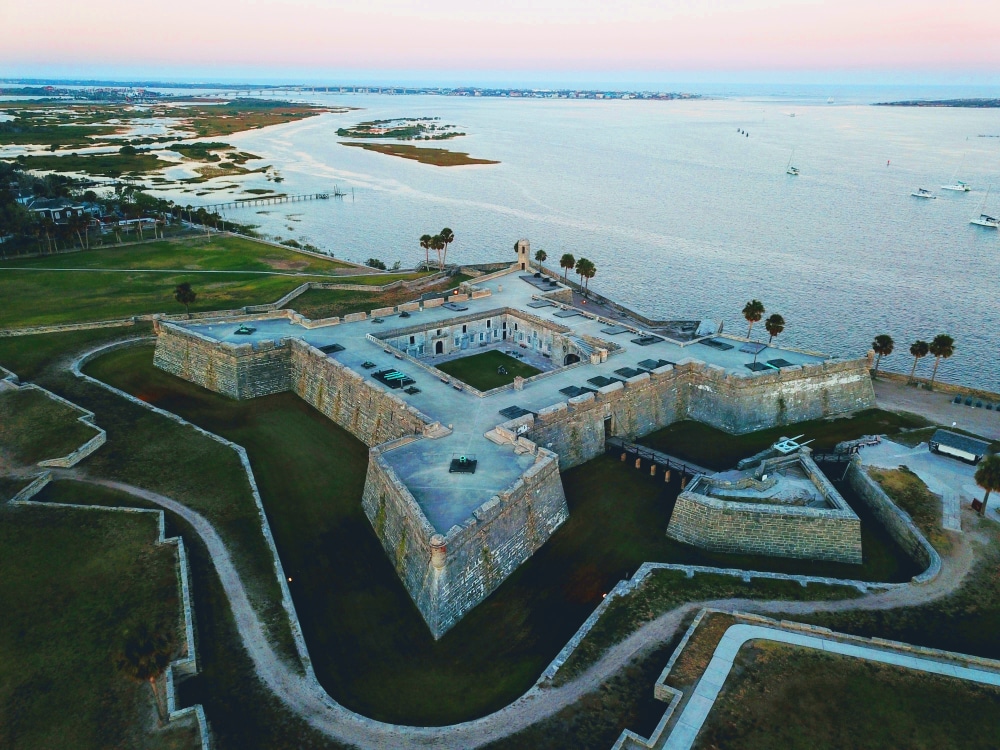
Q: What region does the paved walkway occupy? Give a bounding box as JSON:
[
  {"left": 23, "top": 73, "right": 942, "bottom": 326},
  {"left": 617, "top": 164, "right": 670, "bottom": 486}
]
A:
[
  {"left": 874, "top": 378, "right": 1000, "bottom": 441},
  {"left": 663, "top": 622, "right": 1000, "bottom": 750},
  {"left": 859, "top": 439, "right": 976, "bottom": 532}
]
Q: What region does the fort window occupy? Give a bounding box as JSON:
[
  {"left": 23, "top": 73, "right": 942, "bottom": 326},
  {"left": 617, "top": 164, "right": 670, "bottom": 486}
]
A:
[
  {"left": 462, "top": 324, "right": 467, "bottom": 333},
  {"left": 409, "top": 335, "right": 415, "bottom": 345}
]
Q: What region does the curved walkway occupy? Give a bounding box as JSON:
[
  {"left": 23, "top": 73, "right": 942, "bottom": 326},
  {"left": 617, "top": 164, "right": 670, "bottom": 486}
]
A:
[
  {"left": 48, "top": 470, "right": 980, "bottom": 749},
  {"left": 662, "top": 622, "right": 1000, "bottom": 750}
]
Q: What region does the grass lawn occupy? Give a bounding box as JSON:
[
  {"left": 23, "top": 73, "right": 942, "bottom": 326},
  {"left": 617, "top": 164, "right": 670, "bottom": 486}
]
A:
[
  {"left": 0, "top": 387, "right": 98, "bottom": 465},
  {"left": 79, "top": 344, "right": 899, "bottom": 726},
  {"left": 0, "top": 234, "right": 420, "bottom": 329},
  {"left": 436, "top": 350, "right": 543, "bottom": 390},
  {"left": 284, "top": 273, "right": 471, "bottom": 320},
  {"left": 639, "top": 409, "right": 933, "bottom": 471},
  {"left": 695, "top": 641, "right": 1000, "bottom": 750},
  {"left": 870, "top": 467, "right": 955, "bottom": 554},
  {"left": 0, "top": 501, "right": 189, "bottom": 750}
]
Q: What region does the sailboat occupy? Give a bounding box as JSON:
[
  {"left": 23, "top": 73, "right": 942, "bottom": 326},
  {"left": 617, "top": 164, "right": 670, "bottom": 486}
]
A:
[
  {"left": 970, "top": 185, "right": 999, "bottom": 228},
  {"left": 786, "top": 149, "right": 799, "bottom": 176},
  {"left": 911, "top": 188, "right": 936, "bottom": 199},
  {"left": 942, "top": 157, "right": 971, "bottom": 191}
]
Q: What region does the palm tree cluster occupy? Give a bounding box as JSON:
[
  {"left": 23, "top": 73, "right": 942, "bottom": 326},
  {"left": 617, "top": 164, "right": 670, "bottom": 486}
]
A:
[
  {"left": 575, "top": 257, "right": 596, "bottom": 293},
  {"left": 871, "top": 332, "right": 954, "bottom": 388},
  {"left": 418, "top": 227, "right": 455, "bottom": 270},
  {"left": 975, "top": 453, "right": 1000, "bottom": 516},
  {"left": 739, "top": 300, "right": 787, "bottom": 345}
]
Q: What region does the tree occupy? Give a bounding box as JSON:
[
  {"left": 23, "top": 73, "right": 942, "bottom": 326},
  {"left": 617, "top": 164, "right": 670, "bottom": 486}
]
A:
[
  {"left": 908, "top": 340, "right": 929, "bottom": 384},
  {"left": 419, "top": 234, "right": 433, "bottom": 268},
  {"left": 871, "top": 334, "right": 894, "bottom": 378},
  {"left": 742, "top": 299, "right": 765, "bottom": 339},
  {"left": 560, "top": 252, "right": 575, "bottom": 280},
  {"left": 975, "top": 454, "right": 1000, "bottom": 516},
  {"left": 534, "top": 248, "right": 547, "bottom": 272},
  {"left": 174, "top": 282, "right": 196, "bottom": 316},
  {"left": 438, "top": 227, "right": 455, "bottom": 267},
  {"left": 764, "top": 314, "right": 785, "bottom": 345},
  {"left": 430, "top": 234, "right": 445, "bottom": 269},
  {"left": 118, "top": 624, "right": 172, "bottom": 726},
  {"left": 576, "top": 257, "right": 596, "bottom": 293},
  {"left": 365, "top": 257, "right": 387, "bottom": 270},
  {"left": 927, "top": 334, "right": 955, "bottom": 389}
]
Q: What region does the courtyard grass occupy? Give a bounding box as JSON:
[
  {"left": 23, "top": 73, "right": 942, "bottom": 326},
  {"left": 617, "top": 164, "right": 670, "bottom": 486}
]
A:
[
  {"left": 0, "top": 501, "right": 189, "bottom": 750},
  {"left": 639, "top": 409, "right": 933, "bottom": 471},
  {"left": 77, "top": 344, "right": 903, "bottom": 726},
  {"left": 694, "top": 641, "right": 1000, "bottom": 749},
  {"left": 0, "top": 234, "right": 427, "bottom": 329},
  {"left": 0, "top": 386, "right": 98, "bottom": 465},
  {"left": 435, "top": 349, "right": 543, "bottom": 390}
]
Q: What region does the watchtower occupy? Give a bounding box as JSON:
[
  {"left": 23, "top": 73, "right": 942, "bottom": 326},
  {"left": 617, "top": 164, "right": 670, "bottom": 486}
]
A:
[{"left": 515, "top": 239, "right": 531, "bottom": 271}]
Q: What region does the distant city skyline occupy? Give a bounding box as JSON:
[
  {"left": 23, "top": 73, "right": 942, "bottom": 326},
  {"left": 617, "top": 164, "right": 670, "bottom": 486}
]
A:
[{"left": 4, "top": 0, "right": 1000, "bottom": 86}]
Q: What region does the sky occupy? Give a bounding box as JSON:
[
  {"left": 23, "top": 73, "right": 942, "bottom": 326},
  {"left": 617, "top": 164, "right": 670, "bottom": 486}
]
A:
[{"left": 3, "top": 0, "right": 1000, "bottom": 86}]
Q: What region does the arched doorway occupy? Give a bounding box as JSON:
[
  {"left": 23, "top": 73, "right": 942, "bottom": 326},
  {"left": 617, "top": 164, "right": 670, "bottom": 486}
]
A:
[
  {"left": 435, "top": 340, "right": 444, "bottom": 355},
  {"left": 564, "top": 353, "right": 580, "bottom": 366}
]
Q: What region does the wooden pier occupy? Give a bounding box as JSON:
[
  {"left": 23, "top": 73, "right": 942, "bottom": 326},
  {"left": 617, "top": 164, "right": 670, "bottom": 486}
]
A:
[{"left": 199, "top": 189, "right": 346, "bottom": 212}]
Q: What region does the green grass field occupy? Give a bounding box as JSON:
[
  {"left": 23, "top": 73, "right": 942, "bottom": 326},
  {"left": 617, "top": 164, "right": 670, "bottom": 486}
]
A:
[
  {"left": 0, "top": 501, "right": 188, "bottom": 750},
  {"left": 436, "top": 349, "right": 543, "bottom": 390},
  {"left": 78, "top": 344, "right": 903, "bottom": 726},
  {"left": 696, "top": 642, "right": 1000, "bottom": 749},
  {"left": 0, "top": 234, "right": 424, "bottom": 329},
  {"left": 0, "top": 387, "right": 98, "bottom": 465},
  {"left": 284, "top": 273, "right": 472, "bottom": 320}
]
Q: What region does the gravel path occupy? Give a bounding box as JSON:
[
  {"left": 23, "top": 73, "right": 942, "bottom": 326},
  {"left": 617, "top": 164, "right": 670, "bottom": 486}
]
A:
[{"left": 46, "top": 470, "right": 980, "bottom": 749}]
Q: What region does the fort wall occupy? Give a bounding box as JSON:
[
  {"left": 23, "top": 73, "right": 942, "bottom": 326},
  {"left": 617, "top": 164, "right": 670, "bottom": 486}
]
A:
[
  {"left": 665, "top": 491, "right": 863, "bottom": 563},
  {"left": 361, "top": 440, "right": 569, "bottom": 638}
]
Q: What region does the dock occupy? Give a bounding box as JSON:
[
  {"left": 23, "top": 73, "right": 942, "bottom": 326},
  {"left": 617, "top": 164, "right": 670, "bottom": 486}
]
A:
[{"left": 198, "top": 189, "right": 346, "bottom": 212}]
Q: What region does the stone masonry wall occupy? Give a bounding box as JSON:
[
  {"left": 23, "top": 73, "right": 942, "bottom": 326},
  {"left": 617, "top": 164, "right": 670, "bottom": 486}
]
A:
[
  {"left": 685, "top": 358, "right": 875, "bottom": 434},
  {"left": 666, "top": 493, "right": 863, "bottom": 563},
  {"left": 361, "top": 441, "right": 569, "bottom": 638},
  {"left": 153, "top": 322, "right": 292, "bottom": 399},
  {"left": 289, "top": 340, "right": 428, "bottom": 446}
]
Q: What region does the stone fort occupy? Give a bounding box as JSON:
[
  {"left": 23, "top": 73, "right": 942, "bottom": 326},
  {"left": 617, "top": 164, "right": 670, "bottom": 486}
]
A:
[{"left": 153, "top": 240, "right": 875, "bottom": 637}]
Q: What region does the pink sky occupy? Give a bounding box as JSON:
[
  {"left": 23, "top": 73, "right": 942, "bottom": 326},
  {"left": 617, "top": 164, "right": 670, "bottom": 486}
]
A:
[{"left": 4, "top": 0, "right": 999, "bottom": 78}]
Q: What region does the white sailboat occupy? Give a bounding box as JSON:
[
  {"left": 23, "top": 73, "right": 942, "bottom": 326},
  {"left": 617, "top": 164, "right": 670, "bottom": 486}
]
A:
[
  {"left": 942, "top": 156, "right": 971, "bottom": 191},
  {"left": 970, "top": 185, "right": 999, "bottom": 228},
  {"left": 786, "top": 149, "right": 799, "bottom": 176},
  {"left": 911, "top": 188, "right": 936, "bottom": 199}
]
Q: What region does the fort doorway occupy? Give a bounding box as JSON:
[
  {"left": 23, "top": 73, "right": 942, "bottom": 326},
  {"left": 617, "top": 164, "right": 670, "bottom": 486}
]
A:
[
  {"left": 604, "top": 415, "right": 613, "bottom": 439},
  {"left": 564, "top": 353, "right": 580, "bottom": 366},
  {"left": 435, "top": 340, "right": 444, "bottom": 355}
]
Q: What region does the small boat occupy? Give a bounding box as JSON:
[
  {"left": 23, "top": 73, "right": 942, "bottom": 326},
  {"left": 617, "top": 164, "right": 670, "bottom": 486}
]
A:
[
  {"left": 786, "top": 149, "right": 799, "bottom": 176},
  {"left": 911, "top": 188, "right": 936, "bottom": 199},
  {"left": 941, "top": 180, "right": 971, "bottom": 192},
  {"left": 970, "top": 185, "right": 999, "bottom": 227}
]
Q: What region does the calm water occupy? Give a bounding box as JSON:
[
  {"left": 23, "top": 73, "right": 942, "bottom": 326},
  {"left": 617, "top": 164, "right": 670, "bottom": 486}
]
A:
[{"left": 168, "top": 92, "right": 1000, "bottom": 390}]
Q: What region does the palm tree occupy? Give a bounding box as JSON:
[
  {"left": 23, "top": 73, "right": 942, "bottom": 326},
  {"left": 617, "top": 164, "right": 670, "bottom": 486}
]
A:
[
  {"left": 174, "top": 282, "right": 197, "bottom": 317},
  {"left": 419, "top": 234, "right": 433, "bottom": 268},
  {"left": 871, "top": 334, "right": 894, "bottom": 378},
  {"left": 534, "top": 248, "right": 547, "bottom": 272},
  {"left": 118, "top": 624, "right": 173, "bottom": 725},
  {"left": 560, "top": 252, "right": 575, "bottom": 280},
  {"left": 431, "top": 234, "right": 445, "bottom": 269},
  {"left": 742, "top": 299, "right": 765, "bottom": 339},
  {"left": 974, "top": 453, "right": 1000, "bottom": 516},
  {"left": 764, "top": 314, "right": 785, "bottom": 345},
  {"left": 928, "top": 334, "right": 955, "bottom": 389},
  {"left": 908, "top": 340, "right": 929, "bottom": 384},
  {"left": 438, "top": 227, "right": 455, "bottom": 266},
  {"left": 576, "top": 257, "right": 596, "bottom": 293}
]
